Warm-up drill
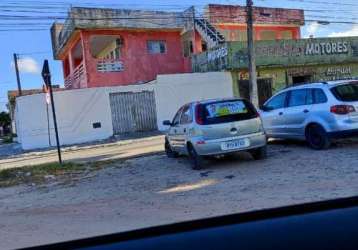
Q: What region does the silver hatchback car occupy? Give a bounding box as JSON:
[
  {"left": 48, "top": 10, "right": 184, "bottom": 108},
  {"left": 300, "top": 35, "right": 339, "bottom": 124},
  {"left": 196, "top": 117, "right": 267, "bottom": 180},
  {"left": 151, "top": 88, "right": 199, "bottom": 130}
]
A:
[
  {"left": 163, "top": 98, "right": 267, "bottom": 170},
  {"left": 260, "top": 80, "right": 358, "bottom": 149}
]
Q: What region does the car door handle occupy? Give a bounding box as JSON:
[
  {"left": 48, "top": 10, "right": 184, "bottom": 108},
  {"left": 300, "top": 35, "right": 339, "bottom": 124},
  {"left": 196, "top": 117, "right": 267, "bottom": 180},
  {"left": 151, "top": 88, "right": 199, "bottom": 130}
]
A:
[
  {"left": 303, "top": 109, "right": 309, "bottom": 113},
  {"left": 279, "top": 112, "right": 283, "bottom": 116}
]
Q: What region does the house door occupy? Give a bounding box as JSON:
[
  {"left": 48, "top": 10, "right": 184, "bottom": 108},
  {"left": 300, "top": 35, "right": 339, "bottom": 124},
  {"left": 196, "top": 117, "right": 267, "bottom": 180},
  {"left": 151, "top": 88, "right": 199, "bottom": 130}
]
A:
[
  {"left": 292, "top": 75, "right": 312, "bottom": 85},
  {"left": 109, "top": 91, "right": 158, "bottom": 134},
  {"left": 238, "top": 78, "right": 273, "bottom": 107}
]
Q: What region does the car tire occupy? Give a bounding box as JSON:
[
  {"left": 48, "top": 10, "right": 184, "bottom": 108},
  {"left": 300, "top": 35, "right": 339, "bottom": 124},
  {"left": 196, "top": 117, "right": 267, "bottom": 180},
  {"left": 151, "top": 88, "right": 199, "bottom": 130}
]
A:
[
  {"left": 250, "top": 146, "right": 267, "bottom": 160},
  {"left": 306, "top": 124, "right": 331, "bottom": 150},
  {"left": 165, "top": 138, "right": 178, "bottom": 158},
  {"left": 187, "top": 143, "right": 204, "bottom": 170}
]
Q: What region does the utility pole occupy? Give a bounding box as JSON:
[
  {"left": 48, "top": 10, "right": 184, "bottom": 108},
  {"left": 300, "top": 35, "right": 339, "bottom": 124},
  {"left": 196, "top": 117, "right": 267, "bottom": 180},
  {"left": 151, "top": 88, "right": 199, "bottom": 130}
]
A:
[
  {"left": 13, "top": 53, "right": 22, "bottom": 96},
  {"left": 246, "top": 0, "right": 259, "bottom": 107}
]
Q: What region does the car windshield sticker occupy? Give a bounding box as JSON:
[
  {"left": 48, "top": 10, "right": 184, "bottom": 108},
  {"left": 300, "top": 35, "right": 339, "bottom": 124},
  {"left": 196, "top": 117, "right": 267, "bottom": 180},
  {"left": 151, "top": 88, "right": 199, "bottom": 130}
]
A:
[{"left": 206, "top": 101, "right": 248, "bottom": 118}]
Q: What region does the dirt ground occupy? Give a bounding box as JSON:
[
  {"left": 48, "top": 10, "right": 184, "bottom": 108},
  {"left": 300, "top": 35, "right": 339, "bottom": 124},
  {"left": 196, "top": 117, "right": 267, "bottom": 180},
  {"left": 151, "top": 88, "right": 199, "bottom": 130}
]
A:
[
  {"left": 1, "top": 138, "right": 358, "bottom": 249},
  {"left": 0, "top": 135, "right": 164, "bottom": 170}
]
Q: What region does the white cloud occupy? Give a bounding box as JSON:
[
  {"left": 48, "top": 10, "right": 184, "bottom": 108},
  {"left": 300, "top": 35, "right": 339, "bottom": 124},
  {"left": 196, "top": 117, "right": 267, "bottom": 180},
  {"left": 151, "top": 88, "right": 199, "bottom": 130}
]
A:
[
  {"left": 11, "top": 57, "right": 40, "bottom": 74},
  {"left": 306, "top": 22, "right": 319, "bottom": 36},
  {"left": 328, "top": 25, "right": 358, "bottom": 37}
]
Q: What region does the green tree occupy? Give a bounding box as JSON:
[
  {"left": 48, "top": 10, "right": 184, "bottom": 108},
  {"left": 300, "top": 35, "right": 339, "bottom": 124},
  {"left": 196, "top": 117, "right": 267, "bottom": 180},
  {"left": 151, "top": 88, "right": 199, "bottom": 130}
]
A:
[{"left": 0, "top": 112, "right": 11, "bottom": 128}]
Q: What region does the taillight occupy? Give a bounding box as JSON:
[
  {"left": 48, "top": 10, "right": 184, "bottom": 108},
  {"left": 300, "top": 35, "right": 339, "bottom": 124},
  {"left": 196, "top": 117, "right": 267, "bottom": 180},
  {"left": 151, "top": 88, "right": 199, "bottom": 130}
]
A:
[
  {"left": 195, "top": 104, "right": 204, "bottom": 125},
  {"left": 330, "top": 105, "right": 356, "bottom": 115}
]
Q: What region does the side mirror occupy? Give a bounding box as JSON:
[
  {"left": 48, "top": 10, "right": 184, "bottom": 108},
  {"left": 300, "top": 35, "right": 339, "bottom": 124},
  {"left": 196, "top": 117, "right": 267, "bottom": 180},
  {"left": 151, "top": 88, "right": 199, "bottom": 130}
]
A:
[
  {"left": 261, "top": 105, "right": 273, "bottom": 112},
  {"left": 162, "top": 120, "right": 172, "bottom": 126}
]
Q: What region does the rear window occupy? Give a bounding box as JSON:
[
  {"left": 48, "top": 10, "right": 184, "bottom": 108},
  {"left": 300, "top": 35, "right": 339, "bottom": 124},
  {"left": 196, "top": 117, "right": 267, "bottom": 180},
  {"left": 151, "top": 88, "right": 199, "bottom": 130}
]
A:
[
  {"left": 331, "top": 82, "right": 358, "bottom": 102},
  {"left": 199, "top": 100, "right": 257, "bottom": 125}
]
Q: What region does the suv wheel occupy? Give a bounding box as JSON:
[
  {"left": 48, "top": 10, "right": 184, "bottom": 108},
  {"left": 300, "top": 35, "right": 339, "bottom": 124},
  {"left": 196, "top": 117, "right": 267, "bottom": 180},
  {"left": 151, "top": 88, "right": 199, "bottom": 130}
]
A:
[
  {"left": 187, "top": 143, "right": 204, "bottom": 170},
  {"left": 165, "top": 139, "right": 178, "bottom": 158},
  {"left": 306, "top": 124, "right": 331, "bottom": 150},
  {"left": 250, "top": 146, "right": 267, "bottom": 160}
]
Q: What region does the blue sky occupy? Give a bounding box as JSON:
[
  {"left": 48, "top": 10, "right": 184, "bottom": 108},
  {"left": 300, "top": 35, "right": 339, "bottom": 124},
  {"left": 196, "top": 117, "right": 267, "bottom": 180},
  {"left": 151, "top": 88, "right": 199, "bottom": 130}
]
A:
[{"left": 1, "top": 0, "right": 357, "bottom": 111}]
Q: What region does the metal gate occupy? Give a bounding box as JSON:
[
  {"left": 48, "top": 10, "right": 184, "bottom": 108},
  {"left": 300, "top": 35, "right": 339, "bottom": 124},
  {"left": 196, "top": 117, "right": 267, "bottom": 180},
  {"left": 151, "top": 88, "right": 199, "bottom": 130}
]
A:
[
  {"left": 238, "top": 78, "right": 273, "bottom": 107},
  {"left": 109, "top": 91, "right": 157, "bottom": 134}
]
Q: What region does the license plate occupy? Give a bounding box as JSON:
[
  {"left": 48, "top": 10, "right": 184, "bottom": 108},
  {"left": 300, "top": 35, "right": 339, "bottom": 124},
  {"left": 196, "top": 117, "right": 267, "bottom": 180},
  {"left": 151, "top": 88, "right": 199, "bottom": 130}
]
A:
[{"left": 221, "top": 139, "right": 250, "bottom": 150}]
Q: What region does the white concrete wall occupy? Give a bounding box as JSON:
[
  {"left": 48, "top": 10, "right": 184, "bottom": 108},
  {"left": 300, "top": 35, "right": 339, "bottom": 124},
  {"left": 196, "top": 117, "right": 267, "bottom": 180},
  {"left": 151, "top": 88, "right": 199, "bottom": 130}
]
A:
[
  {"left": 154, "top": 72, "right": 234, "bottom": 131},
  {"left": 16, "top": 88, "right": 113, "bottom": 150},
  {"left": 15, "top": 72, "right": 233, "bottom": 150}
]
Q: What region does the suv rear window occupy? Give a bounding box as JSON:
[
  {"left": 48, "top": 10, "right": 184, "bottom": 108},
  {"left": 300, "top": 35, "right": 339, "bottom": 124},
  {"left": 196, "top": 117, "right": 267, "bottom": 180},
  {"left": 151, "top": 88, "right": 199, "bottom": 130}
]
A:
[
  {"left": 198, "top": 100, "right": 257, "bottom": 125},
  {"left": 331, "top": 82, "right": 358, "bottom": 102}
]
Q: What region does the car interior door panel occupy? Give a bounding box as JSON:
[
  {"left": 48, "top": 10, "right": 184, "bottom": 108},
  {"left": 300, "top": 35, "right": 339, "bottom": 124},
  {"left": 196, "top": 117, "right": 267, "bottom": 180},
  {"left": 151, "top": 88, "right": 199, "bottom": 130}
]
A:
[{"left": 25, "top": 196, "right": 358, "bottom": 250}]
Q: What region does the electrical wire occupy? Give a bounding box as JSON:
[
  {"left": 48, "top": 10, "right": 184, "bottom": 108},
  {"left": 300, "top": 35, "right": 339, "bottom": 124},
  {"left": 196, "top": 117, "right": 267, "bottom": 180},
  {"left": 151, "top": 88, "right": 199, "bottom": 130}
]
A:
[{"left": 0, "top": 1, "right": 355, "bottom": 31}]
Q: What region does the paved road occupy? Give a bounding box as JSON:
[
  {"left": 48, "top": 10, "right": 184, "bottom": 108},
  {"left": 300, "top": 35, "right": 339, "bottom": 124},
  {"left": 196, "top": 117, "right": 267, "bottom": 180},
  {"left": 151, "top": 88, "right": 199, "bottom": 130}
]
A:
[
  {"left": 1, "top": 138, "right": 358, "bottom": 249},
  {"left": 0, "top": 135, "right": 164, "bottom": 170}
]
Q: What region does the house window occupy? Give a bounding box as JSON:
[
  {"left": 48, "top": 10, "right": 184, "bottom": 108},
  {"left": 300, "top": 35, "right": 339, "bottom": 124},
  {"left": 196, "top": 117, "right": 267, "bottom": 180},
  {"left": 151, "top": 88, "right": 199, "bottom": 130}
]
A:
[{"left": 147, "top": 40, "right": 166, "bottom": 54}]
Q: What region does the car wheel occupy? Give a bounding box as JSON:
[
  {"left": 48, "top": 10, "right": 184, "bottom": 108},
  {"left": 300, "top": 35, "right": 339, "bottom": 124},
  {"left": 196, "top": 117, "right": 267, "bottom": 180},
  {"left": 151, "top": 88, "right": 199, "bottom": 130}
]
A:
[
  {"left": 250, "top": 146, "right": 267, "bottom": 160},
  {"left": 165, "top": 138, "right": 178, "bottom": 158},
  {"left": 187, "top": 143, "right": 204, "bottom": 170},
  {"left": 306, "top": 124, "right": 331, "bottom": 150}
]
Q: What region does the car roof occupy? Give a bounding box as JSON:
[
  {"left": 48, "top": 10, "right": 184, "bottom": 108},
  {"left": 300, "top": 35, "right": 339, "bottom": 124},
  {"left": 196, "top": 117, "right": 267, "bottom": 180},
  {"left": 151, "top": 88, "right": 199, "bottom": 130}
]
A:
[
  {"left": 277, "top": 79, "right": 358, "bottom": 93},
  {"left": 195, "top": 97, "right": 246, "bottom": 105}
]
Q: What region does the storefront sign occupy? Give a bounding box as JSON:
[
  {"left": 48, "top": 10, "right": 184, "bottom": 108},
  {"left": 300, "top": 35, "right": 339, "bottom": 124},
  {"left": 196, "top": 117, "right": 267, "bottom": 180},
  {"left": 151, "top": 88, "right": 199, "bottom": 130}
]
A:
[
  {"left": 192, "top": 37, "right": 358, "bottom": 72},
  {"left": 192, "top": 45, "right": 228, "bottom": 72},
  {"left": 254, "top": 41, "right": 352, "bottom": 58},
  {"left": 207, "top": 46, "right": 228, "bottom": 62},
  {"left": 305, "top": 42, "right": 349, "bottom": 55},
  {"left": 325, "top": 66, "right": 352, "bottom": 76}
]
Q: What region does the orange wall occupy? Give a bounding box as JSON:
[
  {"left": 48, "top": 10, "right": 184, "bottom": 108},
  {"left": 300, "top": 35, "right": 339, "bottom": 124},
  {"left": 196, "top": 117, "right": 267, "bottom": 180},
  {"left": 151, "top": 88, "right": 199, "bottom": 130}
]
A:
[
  {"left": 215, "top": 24, "right": 301, "bottom": 40},
  {"left": 206, "top": 4, "right": 304, "bottom": 26}
]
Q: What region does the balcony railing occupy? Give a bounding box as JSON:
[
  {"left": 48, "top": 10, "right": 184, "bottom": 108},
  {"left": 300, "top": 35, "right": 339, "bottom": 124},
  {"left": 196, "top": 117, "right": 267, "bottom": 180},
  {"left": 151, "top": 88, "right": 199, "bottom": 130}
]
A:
[
  {"left": 64, "top": 62, "right": 85, "bottom": 89},
  {"left": 96, "top": 59, "right": 124, "bottom": 72}
]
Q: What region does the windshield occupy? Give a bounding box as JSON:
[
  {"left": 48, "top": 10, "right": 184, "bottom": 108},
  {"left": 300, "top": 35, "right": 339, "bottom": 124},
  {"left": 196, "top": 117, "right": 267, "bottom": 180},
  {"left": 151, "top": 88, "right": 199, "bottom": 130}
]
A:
[
  {"left": 331, "top": 82, "right": 358, "bottom": 102},
  {"left": 1, "top": 1, "right": 358, "bottom": 249},
  {"left": 200, "top": 99, "right": 257, "bottom": 125}
]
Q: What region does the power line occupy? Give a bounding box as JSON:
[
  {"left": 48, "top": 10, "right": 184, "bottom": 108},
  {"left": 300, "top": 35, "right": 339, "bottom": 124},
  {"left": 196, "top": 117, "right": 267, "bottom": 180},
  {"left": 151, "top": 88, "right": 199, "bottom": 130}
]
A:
[
  {"left": 0, "top": 28, "right": 47, "bottom": 31},
  {"left": 17, "top": 51, "right": 52, "bottom": 55},
  {"left": 0, "top": 1, "right": 356, "bottom": 32},
  {"left": 285, "top": 0, "right": 358, "bottom": 7}
]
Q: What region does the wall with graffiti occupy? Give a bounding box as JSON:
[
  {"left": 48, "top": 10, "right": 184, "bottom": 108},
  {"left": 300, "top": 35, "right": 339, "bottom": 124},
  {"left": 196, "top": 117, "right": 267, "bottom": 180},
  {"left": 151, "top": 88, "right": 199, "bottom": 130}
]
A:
[
  {"left": 231, "top": 63, "right": 358, "bottom": 97},
  {"left": 192, "top": 36, "right": 358, "bottom": 99},
  {"left": 192, "top": 36, "right": 358, "bottom": 72}
]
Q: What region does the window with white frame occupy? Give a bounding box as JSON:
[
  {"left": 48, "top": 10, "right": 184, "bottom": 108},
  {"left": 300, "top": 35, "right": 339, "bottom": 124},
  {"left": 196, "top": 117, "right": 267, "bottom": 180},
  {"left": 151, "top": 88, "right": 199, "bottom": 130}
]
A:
[{"left": 147, "top": 40, "right": 166, "bottom": 54}]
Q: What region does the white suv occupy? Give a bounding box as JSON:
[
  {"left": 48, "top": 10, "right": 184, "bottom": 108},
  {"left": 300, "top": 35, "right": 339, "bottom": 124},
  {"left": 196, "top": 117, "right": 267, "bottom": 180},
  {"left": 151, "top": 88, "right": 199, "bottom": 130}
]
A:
[{"left": 260, "top": 80, "right": 358, "bottom": 149}]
